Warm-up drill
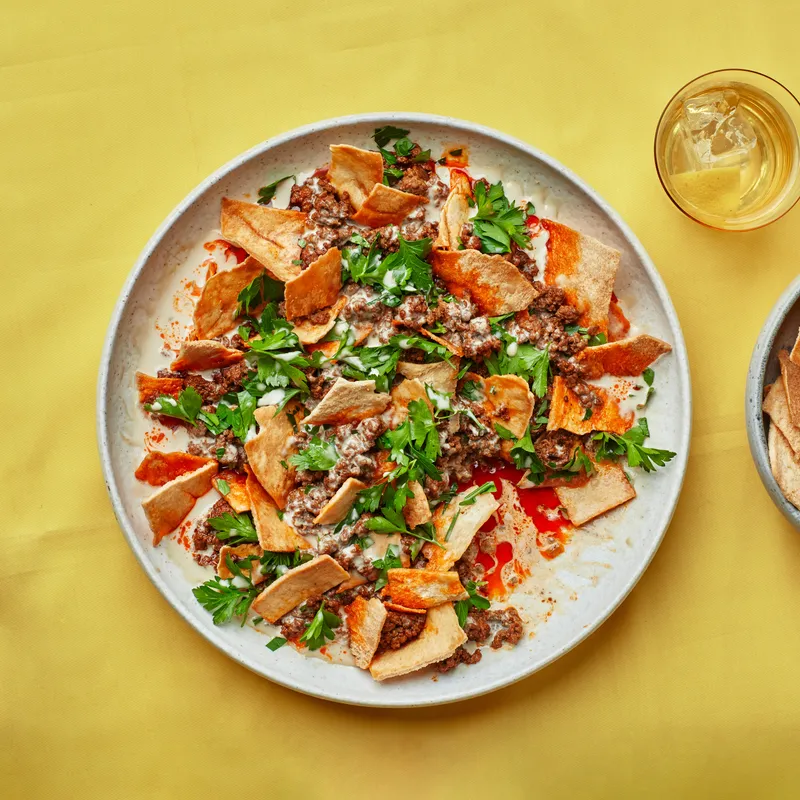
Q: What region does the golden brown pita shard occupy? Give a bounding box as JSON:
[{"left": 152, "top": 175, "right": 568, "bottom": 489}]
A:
[
  {"left": 383, "top": 602, "right": 426, "bottom": 614},
  {"left": 791, "top": 329, "right": 800, "bottom": 367},
  {"left": 555, "top": 459, "right": 635, "bottom": 526},
  {"left": 483, "top": 374, "right": 534, "bottom": 439},
  {"left": 217, "top": 543, "right": 265, "bottom": 584},
  {"left": 435, "top": 170, "right": 472, "bottom": 249},
  {"left": 403, "top": 480, "right": 432, "bottom": 528},
  {"left": 136, "top": 372, "right": 184, "bottom": 405},
  {"left": 292, "top": 296, "right": 347, "bottom": 345},
  {"left": 213, "top": 470, "right": 250, "bottom": 512},
  {"left": 547, "top": 376, "right": 633, "bottom": 435},
  {"left": 423, "top": 490, "right": 499, "bottom": 571},
  {"left": 244, "top": 405, "right": 299, "bottom": 509},
  {"left": 170, "top": 340, "right": 244, "bottom": 372},
  {"left": 763, "top": 381, "right": 800, "bottom": 454},
  {"left": 352, "top": 183, "right": 427, "bottom": 227},
  {"left": 419, "top": 327, "right": 463, "bottom": 357},
  {"left": 246, "top": 470, "right": 310, "bottom": 551},
  {"left": 384, "top": 569, "right": 468, "bottom": 609},
  {"left": 390, "top": 378, "right": 432, "bottom": 426},
  {"left": 345, "top": 596, "right": 387, "bottom": 669},
  {"left": 337, "top": 572, "right": 369, "bottom": 592},
  {"left": 397, "top": 360, "right": 459, "bottom": 394},
  {"left": 302, "top": 378, "right": 391, "bottom": 426},
  {"left": 251, "top": 555, "right": 349, "bottom": 623},
  {"left": 328, "top": 144, "right": 384, "bottom": 210},
  {"left": 193, "top": 256, "right": 265, "bottom": 339},
  {"left": 219, "top": 198, "right": 306, "bottom": 282},
  {"left": 313, "top": 478, "right": 367, "bottom": 525},
  {"left": 577, "top": 334, "right": 672, "bottom": 380},
  {"left": 779, "top": 350, "right": 800, "bottom": 427},
  {"left": 284, "top": 248, "right": 342, "bottom": 321},
  {"left": 369, "top": 603, "right": 466, "bottom": 681},
  {"left": 541, "top": 219, "right": 620, "bottom": 334},
  {"left": 431, "top": 249, "right": 539, "bottom": 316},
  {"left": 141, "top": 462, "right": 218, "bottom": 545},
  {"left": 769, "top": 424, "right": 800, "bottom": 509}
]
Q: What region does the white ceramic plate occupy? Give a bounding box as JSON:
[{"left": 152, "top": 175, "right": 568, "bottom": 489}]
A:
[{"left": 97, "top": 113, "right": 692, "bottom": 707}]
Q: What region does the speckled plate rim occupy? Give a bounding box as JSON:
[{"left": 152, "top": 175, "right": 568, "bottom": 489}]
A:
[
  {"left": 97, "top": 112, "right": 692, "bottom": 707},
  {"left": 746, "top": 275, "right": 800, "bottom": 528}
]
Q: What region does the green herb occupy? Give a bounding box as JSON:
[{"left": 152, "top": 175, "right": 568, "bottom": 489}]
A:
[
  {"left": 300, "top": 602, "right": 342, "bottom": 651},
  {"left": 455, "top": 580, "right": 491, "bottom": 627},
  {"left": 144, "top": 386, "right": 203, "bottom": 424},
  {"left": 372, "top": 544, "right": 403, "bottom": 591},
  {"left": 298, "top": 238, "right": 307, "bottom": 248},
  {"left": 216, "top": 447, "right": 226, "bottom": 459},
  {"left": 461, "top": 380, "right": 483, "bottom": 402},
  {"left": 470, "top": 181, "right": 531, "bottom": 254},
  {"left": 252, "top": 616, "right": 263, "bottom": 625},
  {"left": 485, "top": 340, "right": 550, "bottom": 398},
  {"left": 199, "top": 390, "right": 257, "bottom": 442},
  {"left": 258, "top": 549, "right": 313, "bottom": 580},
  {"left": 216, "top": 479, "right": 230, "bottom": 496},
  {"left": 208, "top": 511, "right": 259, "bottom": 544},
  {"left": 266, "top": 636, "right": 287, "bottom": 651},
  {"left": 587, "top": 332, "right": 608, "bottom": 347},
  {"left": 338, "top": 342, "right": 401, "bottom": 393},
  {"left": 291, "top": 258, "right": 304, "bottom": 266},
  {"left": 638, "top": 368, "right": 656, "bottom": 409},
  {"left": 456, "top": 359, "right": 474, "bottom": 381},
  {"left": 583, "top": 408, "right": 593, "bottom": 421},
  {"left": 289, "top": 436, "right": 339, "bottom": 471},
  {"left": 373, "top": 126, "right": 410, "bottom": 148},
  {"left": 593, "top": 418, "right": 676, "bottom": 473},
  {"left": 459, "top": 482, "right": 497, "bottom": 506},
  {"left": 494, "top": 423, "right": 515, "bottom": 440},
  {"left": 383, "top": 165, "right": 404, "bottom": 184},
  {"left": 449, "top": 148, "right": 463, "bottom": 157},
  {"left": 508, "top": 425, "right": 546, "bottom": 477},
  {"left": 236, "top": 274, "right": 284, "bottom": 317},
  {"left": 525, "top": 201, "right": 536, "bottom": 216},
  {"left": 444, "top": 509, "right": 461, "bottom": 541},
  {"left": 257, "top": 175, "right": 295, "bottom": 205},
  {"left": 192, "top": 577, "right": 258, "bottom": 626}
]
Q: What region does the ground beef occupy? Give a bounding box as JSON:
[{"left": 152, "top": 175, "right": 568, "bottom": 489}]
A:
[
  {"left": 488, "top": 607, "right": 524, "bottom": 649},
  {"left": 315, "top": 417, "right": 387, "bottom": 495},
  {"left": 285, "top": 483, "right": 330, "bottom": 535},
  {"left": 191, "top": 498, "right": 233, "bottom": 564},
  {"left": 435, "top": 645, "right": 482, "bottom": 673},
  {"left": 212, "top": 361, "right": 250, "bottom": 395},
  {"left": 279, "top": 593, "right": 344, "bottom": 641},
  {"left": 289, "top": 176, "right": 354, "bottom": 227},
  {"left": 394, "top": 164, "right": 431, "bottom": 196},
  {"left": 436, "top": 399, "right": 502, "bottom": 484},
  {"left": 157, "top": 369, "right": 222, "bottom": 404},
  {"left": 534, "top": 430, "right": 582, "bottom": 469},
  {"left": 505, "top": 242, "right": 535, "bottom": 277},
  {"left": 464, "top": 609, "right": 491, "bottom": 642},
  {"left": 429, "top": 177, "right": 449, "bottom": 206},
  {"left": 394, "top": 294, "right": 431, "bottom": 329},
  {"left": 459, "top": 222, "right": 482, "bottom": 251},
  {"left": 376, "top": 610, "right": 426, "bottom": 654}
]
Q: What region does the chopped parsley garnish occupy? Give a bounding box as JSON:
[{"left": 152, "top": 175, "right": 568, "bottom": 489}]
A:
[
  {"left": 299, "top": 602, "right": 341, "bottom": 651},
  {"left": 144, "top": 386, "right": 203, "bottom": 424},
  {"left": 236, "top": 273, "right": 284, "bottom": 317},
  {"left": 216, "top": 479, "right": 230, "bottom": 496},
  {"left": 372, "top": 544, "right": 403, "bottom": 591},
  {"left": 208, "top": 511, "right": 259, "bottom": 544},
  {"left": 373, "top": 126, "right": 410, "bottom": 148},
  {"left": 192, "top": 576, "right": 258, "bottom": 626},
  {"left": 588, "top": 332, "right": 607, "bottom": 346},
  {"left": 455, "top": 580, "right": 491, "bottom": 627},
  {"left": 266, "top": 636, "right": 287, "bottom": 651},
  {"left": 257, "top": 175, "right": 295, "bottom": 205},
  {"left": 638, "top": 368, "right": 656, "bottom": 409},
  {"left": 289, "top": 436, "right": 339, "bottom": 472},
  {"left": 338, "top": 341, "right": 401, "bottom": 393},
  {"left": 459, "top": 481, "right": 497, "bottom": 506},
  {"left": 593, "top": 418, "right": 676, "bottom": 473},
  {"left": 199, "top": 389, "right": 257, "bottom": 441},
  {"left": 485, "top": 338, "right": 550, "bottom": 398},
  {"left": 470, "top": 181, "right": 531, "bottom": 254},
  {"left": 379, "top": 398, "right": 442, "bottom": 483},
  {"left": 258, "top": 549, "right": 313, "bottom": 580},
  {"left": 461, "top": 380, "right": 483, "bottom": 402},
  {"left": 494, "top": 423, "right": 515, "bottom": 440}
]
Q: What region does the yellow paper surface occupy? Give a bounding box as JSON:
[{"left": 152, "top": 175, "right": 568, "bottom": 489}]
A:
[{"left": 3, "top": 0, "right": 800, "bottom": 797}]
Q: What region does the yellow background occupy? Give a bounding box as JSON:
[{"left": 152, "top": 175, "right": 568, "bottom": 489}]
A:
[{"left": 3, "top": 0, "right": 800, "bottom": 797}]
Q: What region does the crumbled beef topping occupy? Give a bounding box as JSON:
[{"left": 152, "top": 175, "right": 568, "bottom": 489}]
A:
[
  {"left": 534, "top": 430, "right": 582, "bottom": 469},
  {"left": 488, "top": 607, "right": 524, "bottom": 648},
  {"left": 435, "top": 645, "right": 482, "bottom": 673},
  {"left": 191, "top": 498, "right": 234, "bottom": 566},
  {"left": 376, "top": 609, "right": 427, "bottom": 654}
]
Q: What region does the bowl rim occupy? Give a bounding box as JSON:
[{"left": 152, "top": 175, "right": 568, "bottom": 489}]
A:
[
  {"left": 746, "top": 274, "right": 800, "bottom": 527},
  {"left": 97, "top": 112, "right": 693, "bottom": 706}
]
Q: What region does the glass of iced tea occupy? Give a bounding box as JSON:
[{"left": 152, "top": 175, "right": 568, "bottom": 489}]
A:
[{"left": 655, "top": 69, "right": 800, "bottom": 231}]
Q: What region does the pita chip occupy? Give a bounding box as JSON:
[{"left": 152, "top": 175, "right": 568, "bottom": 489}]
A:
[
  {"left": 213, "top": 469, "right": 250, "bottom": 512},
  {"left": 547, "top": 376, "right": 633, "bottom": 435},
  {"left": 345, "top": 596, "right": 387, "bottom": 669},
  {"left": 292, "top": 296, "right": 347, "bottom": 345},
  {"left": 314, "top": 478, "right": 367, "bottom": 525},
  {"left": 769, "top": 424, "right": 800, "bottom": 509},
  {"left": 284, "top": 248, "right": 342, "bottom": 321},
  {"left": 762, "top": 380, "right": 800, "bottom": 454},
  {"left": 328, "top": 144, "right": 384, "bottom": 210},
  {"left": 435, "top": 170, "right": 472, "bottom": 249},
  {"left": 779, "top": 350, "right": 800, "bottom": 427},
  {"left": 136, "top": 372, "right": 184, "bottom": 405},
  {"left": 541, "top": 219, "right": 620, "bottom": 334},
  {"left": 170, "top": 340, "right": 244, "bottom": 372},
  {"left": 353, "top": 183, "right": 427, "bottom": 228},
  {"left": 246, "top": 470, "right": 310, "bottom": 551},
  {"left": 220, "top": 198, "right": 306, "bottom": 281},
  {"left": 337, "top": 572, "right": 369, "bottom": 592},
  {"left": 384, "top": 569, "right": 468, "bottom": 609},
  {"left": 423, "top": 490, "right": 499, "bottom": 571},
  {"left": 251, "top": 555, "right": 348, "bottom": 623},
  {"left": 384, "top": 602, "right": 427, "bottom": 615},
  {"left": 135, "top": 451, "right": 211, "bottom": 487},
  {"left": 577, "top": 334, "right": 672, "bottom": 380},
  {"left": 369, "top": 603, "right": 466, "bottom": 681},
  {"left": 244, "top": 405, "right": 299, "bottom": 509},
  {"left": 555, "top": 459, "right": 636, "bottom": 526},
  {"left": 217, "top": 543, "right": 266, "bottom": 585},
  {"left": 431, "top": 249, "right": 539, "bottom": 315},
  {"left": 790, "top": 329, "right": 800, "bottom": 367},
  {"left": 403, "top": 480, "right": 432, "bottom": 528},
  {"left": 193, "top": 256, "right": 265, "bottom": 339},
  {"left": 397, "top": 360, "right": 459, "bottom": 394},
  {"left": 483, "top": 374, "right": 534, "bottom": 439},
  {"left": 608, "top": 299, "right": 631, "bottom": 342},
  {"left": 302, "top": 378, "right": 391, "bottom": 426},
  {"left": 141, "top": 462, "right": 218, "bottom": 545},
  {"left": 390, "top": 378, "right": 432, "bottom": 426}
]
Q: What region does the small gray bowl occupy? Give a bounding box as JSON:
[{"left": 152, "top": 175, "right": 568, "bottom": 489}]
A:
[{"left": 746, "top": 275, "right": 800, "bottom": 528}]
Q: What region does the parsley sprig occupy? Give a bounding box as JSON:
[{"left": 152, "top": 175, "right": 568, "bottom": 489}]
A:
[
  {"left": 289, "top": 436, "right": 339, "bottom": 472},
  {"left": 192, "top": 576, "right": 258, "bottom": 626},
  {"left": 379, "top": 398, "right": 442, "bottom": 484},
  {"left": 256, "top": 175, "right": 295, "bottom": 205},
  {"left": 144, "top": 386, "right": 203, "bottom": 423},
  {"left": 455, "top": 580, "right": 491, "bottom": 627},
  {"left": 469, "top": 181, "right": 531, "bottom": 254},
  {"left": 485, "top": 335, "right": 550, "bottom": 398},
  {"left": 236, "top": 273, "right": 284, "bottom": 316},
  {"left": 371, "top": 544, "right": 403, "bottom": 591},
  {"left": 299, "top": 602, "right": 341, "bottom": 650},
  {"left": 593, "top": 418, "right": 676, "bottom": 473}
]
